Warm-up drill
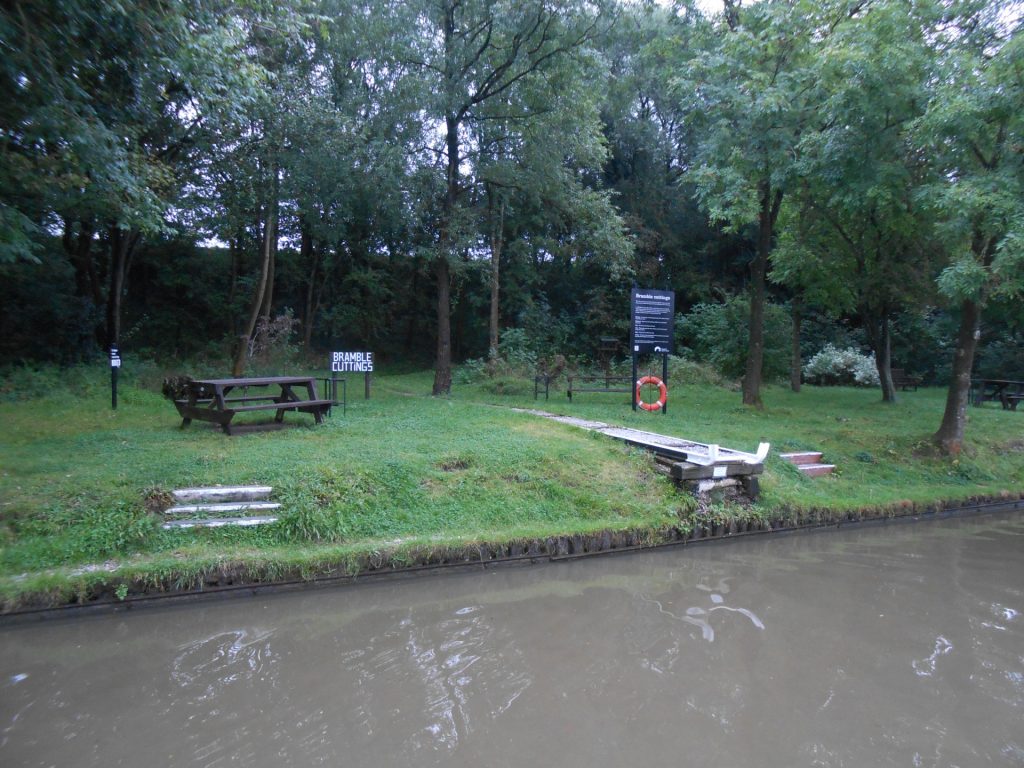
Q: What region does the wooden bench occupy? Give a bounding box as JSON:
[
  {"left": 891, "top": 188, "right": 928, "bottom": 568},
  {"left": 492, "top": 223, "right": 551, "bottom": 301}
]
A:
[
  {"left": 1001, "top": 393, "right": 1024, "bottom": 411},
  {"left": 566, "top": 374, "right": 632, "bottom": 401},
  {"left": 175, "top": 376, "right": 332, "bottom": 435},
  {"left": 891, "top": 368, "right": 921, "bottom": 391}
]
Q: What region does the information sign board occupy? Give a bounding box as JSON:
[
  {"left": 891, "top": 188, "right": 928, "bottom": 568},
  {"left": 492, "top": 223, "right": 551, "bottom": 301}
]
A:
[
  {"left": 631, "top": 289, "right": 675, "bottom": 354},
  {"left": 330, "top": 351, "right": 373, "bottom": 373}
]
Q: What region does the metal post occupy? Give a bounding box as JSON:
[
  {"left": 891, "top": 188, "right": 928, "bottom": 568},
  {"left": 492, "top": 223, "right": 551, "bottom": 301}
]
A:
[
  {"left": 364, "top": 371, "right": 371, "bottom": 399},
  {"left": 109, "top": 346, "right": 121, "bottom": 410},
  {"left": 631, "top": 352, "right": 638, "bottom": 411},
  {"left": 662, "top": 352, "right": 669, "bottom": 414}
]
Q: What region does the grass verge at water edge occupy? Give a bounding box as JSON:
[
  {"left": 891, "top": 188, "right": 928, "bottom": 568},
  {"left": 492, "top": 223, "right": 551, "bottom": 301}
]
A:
[{"left": 1, "top": 367, "right": 1022, "bottom": 611}]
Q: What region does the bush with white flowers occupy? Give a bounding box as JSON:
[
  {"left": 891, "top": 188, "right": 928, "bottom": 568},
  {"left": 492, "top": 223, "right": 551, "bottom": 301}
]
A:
[{"left": 803, "top": 344, "right": 880, "bottom": 387}]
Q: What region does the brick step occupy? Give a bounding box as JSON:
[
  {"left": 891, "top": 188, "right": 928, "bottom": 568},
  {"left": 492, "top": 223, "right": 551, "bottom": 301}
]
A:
[
  {"left": 798, "top": 463, "right": 836, "bottom": 477},
  {"left": 161, "top": 516, "right": 279, "bottom": 530},
  {"left": 172, "top": 486, "right": 273, "bottom": 504},
  {"left": 779, "top": 451, "right": 823, "bottom": 465},
  {"left": 165, "top": 501, "right": 281, "bottom": 516}
]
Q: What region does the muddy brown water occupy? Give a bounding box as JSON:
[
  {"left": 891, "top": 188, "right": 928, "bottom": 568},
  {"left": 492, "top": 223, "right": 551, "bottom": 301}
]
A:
[{"left": 2, "top": 514, "right": 1023, "bottom": 767}]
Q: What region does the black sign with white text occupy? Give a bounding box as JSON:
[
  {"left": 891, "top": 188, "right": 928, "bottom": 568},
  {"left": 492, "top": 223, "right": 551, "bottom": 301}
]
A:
[
  {"left": 330, "top": 351, "right": 373, "bottom": 373},
  {"left": 631, "top": 289, "right": 675, "bottom": 354}
]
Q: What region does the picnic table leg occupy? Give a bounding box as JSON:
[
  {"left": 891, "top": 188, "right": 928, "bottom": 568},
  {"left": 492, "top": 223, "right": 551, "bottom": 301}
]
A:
[{"left": 181, "top": 389, "right": 199, "bottom": 428}]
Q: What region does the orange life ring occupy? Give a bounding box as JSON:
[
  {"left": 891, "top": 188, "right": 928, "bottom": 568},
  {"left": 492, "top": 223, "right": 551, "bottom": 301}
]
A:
[{"left": 636, "top": 375, "right": 667, "bottom": 412}]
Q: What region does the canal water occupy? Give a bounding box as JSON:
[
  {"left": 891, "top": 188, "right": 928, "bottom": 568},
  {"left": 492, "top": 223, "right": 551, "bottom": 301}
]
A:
[{"left": 2, "top": 514, "right": 1023, "bottom": 767}]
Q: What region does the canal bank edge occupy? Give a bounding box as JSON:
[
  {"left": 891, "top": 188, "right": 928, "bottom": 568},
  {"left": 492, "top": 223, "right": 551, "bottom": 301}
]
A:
[{"left": 3, "top": 492, "right": 1024, "bottom": 619}]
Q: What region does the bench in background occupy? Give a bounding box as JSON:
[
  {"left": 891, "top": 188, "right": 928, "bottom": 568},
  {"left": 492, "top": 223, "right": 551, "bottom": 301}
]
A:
[{"left": 891, "top": 368, "right": 921, "bottom": 391}]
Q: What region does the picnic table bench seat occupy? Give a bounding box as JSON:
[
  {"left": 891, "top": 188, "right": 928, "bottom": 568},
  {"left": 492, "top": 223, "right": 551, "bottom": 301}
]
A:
[{"left": 175, "top": 376, "right": 331, "bottom": 435}]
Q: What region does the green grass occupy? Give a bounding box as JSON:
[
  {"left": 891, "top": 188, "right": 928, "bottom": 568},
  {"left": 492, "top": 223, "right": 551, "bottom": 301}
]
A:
[
  {"left": 1, "top": 364, "right": 1022, "bottom": 608},
  {"left": 452, "top": 372, "right": 1024, "bottom": 510}
]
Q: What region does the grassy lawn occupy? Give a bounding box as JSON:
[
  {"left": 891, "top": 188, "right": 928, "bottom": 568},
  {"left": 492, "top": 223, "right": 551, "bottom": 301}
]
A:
[
  {"left": 449, "top": 372, "right": 1024, "bottom": 510},
  {"left": 1, "top": 365, "right": 1022, "bottom": 608}
]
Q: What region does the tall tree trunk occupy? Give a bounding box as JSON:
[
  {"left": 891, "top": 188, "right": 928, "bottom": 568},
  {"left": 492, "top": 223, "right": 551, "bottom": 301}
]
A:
[
  {"left": 228, "top": 236, "right": 240, "bottom": 336},
  {"left": 104, "top": 226, "right": 139, "bottom": 354},
  {"left": 790, "top": 297, "right": 802, "bottom": 393},
  {"left": 432, "top": 99, "right": 460, "bottom": 395},
  {"left": 259, "top": 218, "right": 277, "bottom": 323},
  {"left": 232, "top": 192, "right": 278, "bottom": 377},
  {"left": 433, "top": 255, "right": 453, "bottom": 394},
  {"left": 64, "top": 218, "right": 102, "bottom": 307},
  {"left": 301, "top": 225, "right": 321, "bottom": 348},
  {"left": 933, "top": 299, "right": 981, "bottom": 456},
  {"left": 743, "top": 183, "right": 782, "bottom": 407},
  {"left": 488, "top": 191, "right": 505, "bottom": 357},
  {"left": 864, "top": 307, "right": 896, "bottom": 402},
  {"left": 934, "top": 230, "right": 996, "bottom": 455},
  {"left": 877, "top": 316, "right": 896, "bottom": 403}
]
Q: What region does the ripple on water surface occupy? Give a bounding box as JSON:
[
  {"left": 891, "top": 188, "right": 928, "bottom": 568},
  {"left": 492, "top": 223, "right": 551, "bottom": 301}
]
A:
[{"left": 1, "top": 513, "right": 1023, "bottom": 767}]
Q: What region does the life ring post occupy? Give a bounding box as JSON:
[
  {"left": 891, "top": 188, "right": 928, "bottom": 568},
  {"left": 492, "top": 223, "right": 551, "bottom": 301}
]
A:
[{"left": 636, "top": 375, "right": 667, "bottom": 412}]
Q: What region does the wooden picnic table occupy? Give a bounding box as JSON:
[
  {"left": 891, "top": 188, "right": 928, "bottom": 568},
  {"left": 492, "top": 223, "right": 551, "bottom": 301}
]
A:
[
  {"left": 970, "top": 378, "right": 1024, "bottom": 410},
  {"left": 174, "top": 376, "right": 333, "bottom": 435}
]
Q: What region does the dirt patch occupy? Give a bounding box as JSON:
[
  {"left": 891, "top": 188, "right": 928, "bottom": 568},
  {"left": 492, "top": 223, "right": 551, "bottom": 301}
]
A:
[
  {"left": 143, "top": 488, "right": 174, "bottom": 515},
  {"left": 438, "top": 457, "right": 471, "bottom": 472}
]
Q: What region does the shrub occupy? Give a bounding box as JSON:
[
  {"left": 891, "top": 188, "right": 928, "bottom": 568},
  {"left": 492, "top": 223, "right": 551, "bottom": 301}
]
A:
[
  {"left": 677, "top": 296, "right": 790, "bottom": 381},
  {"left": 245, "top": 310, "right": 301, "bottom": 375},
  {"left": 666, "top": 356, "right": 726, "bottom": 386},
  {"left": 976, "top": 329, "right": 1024, "bottom": 380},
  {"left": 455, "top": 327, "right": 539, "bottom": 384},
  {"left": 803, "top": 344, "right": 880, "bottom": 387}
]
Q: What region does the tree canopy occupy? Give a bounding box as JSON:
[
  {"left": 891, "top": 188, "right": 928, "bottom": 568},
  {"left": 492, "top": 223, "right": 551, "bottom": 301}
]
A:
[{"left": 2, "top": 0, "right": 1022, "bottom": 452}]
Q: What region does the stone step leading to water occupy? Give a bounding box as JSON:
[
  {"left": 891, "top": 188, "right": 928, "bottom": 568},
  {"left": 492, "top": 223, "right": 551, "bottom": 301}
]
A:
[
  {"left": 164, "top": 486, "right": 280, "bottom": 530},
  {"left": 172, "top": 486, "right": 273, "bottom": 504},
  {"left": 779, "top": 452, "right": 835, "bottom": 477},
  {"left": 161, "top": 515, "right": 280, "bottom": 530},
  {"left": 778, "top": 452, "right": 824, "bottom": 465},
  {"left": 796, "top": 463, "right": 836, "bottom": 477},
  {"left": 164, "top": 501, "right": 282, "bottom": 517}
]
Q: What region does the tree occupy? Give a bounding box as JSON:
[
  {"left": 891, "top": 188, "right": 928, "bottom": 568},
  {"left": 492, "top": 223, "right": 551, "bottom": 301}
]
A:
[
  {"left": 918, "top": 3, "right": 1024, "bottom": 454},
  {"left": 385, "top": 0, "right": 610, "bottom": 394},
  {"left": 473, "top": 56, "right": 631, "bottom": 358},
  {"left": 772, "top": 0, "right": 938, "bottom": 402},
  {"left": 600, "top": 2, "right": 720, "bottom": 301},
  {"left": 1, "top": 0, "right": 264, "bottom": 357},
  {"left": 679, "top": 0, "right": 854, "bottom": 407}
]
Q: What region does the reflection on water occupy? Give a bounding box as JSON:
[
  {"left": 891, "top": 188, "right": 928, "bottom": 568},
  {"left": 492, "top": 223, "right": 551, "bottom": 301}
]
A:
[
  {"left": 171, "top": 628, "right": 278, "bottom": 695},
  {"left": 336, "top": 604, "right": 531, "bottom": 755},
  {"left": 637, "top": 586, "right": 765, "bottom": 643},
  {"left": 1, "top": 513, "right": 1023, "bottom": 768}
]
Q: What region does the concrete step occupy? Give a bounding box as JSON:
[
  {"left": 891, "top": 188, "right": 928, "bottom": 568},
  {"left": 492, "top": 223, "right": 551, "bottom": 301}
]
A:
[
  {"left": 172, "top": 486, "right": 273, "bottom": 504},
  {"left": 798, "top": 463, "right": 836, "bottom": 477},
  {"left": 779, "top": 452, "right": 823, "bottom": 465},
  {"left": 165, "top": 501, "right": 281, "bottom": 516},
  {"left": 161, "top": 516, "right": 279, "bottom": 530}
]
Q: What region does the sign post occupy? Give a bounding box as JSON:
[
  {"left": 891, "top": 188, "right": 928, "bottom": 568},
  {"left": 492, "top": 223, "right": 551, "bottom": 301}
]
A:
[
  {"left": 330, "top": 351, "right": 373, "bottom": 399},
  {"left": 109, "top": 346, "right": 122, "bottom": 410},
  {"left": 630, "top": 288, "right": 674, "bottom": 413}
]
